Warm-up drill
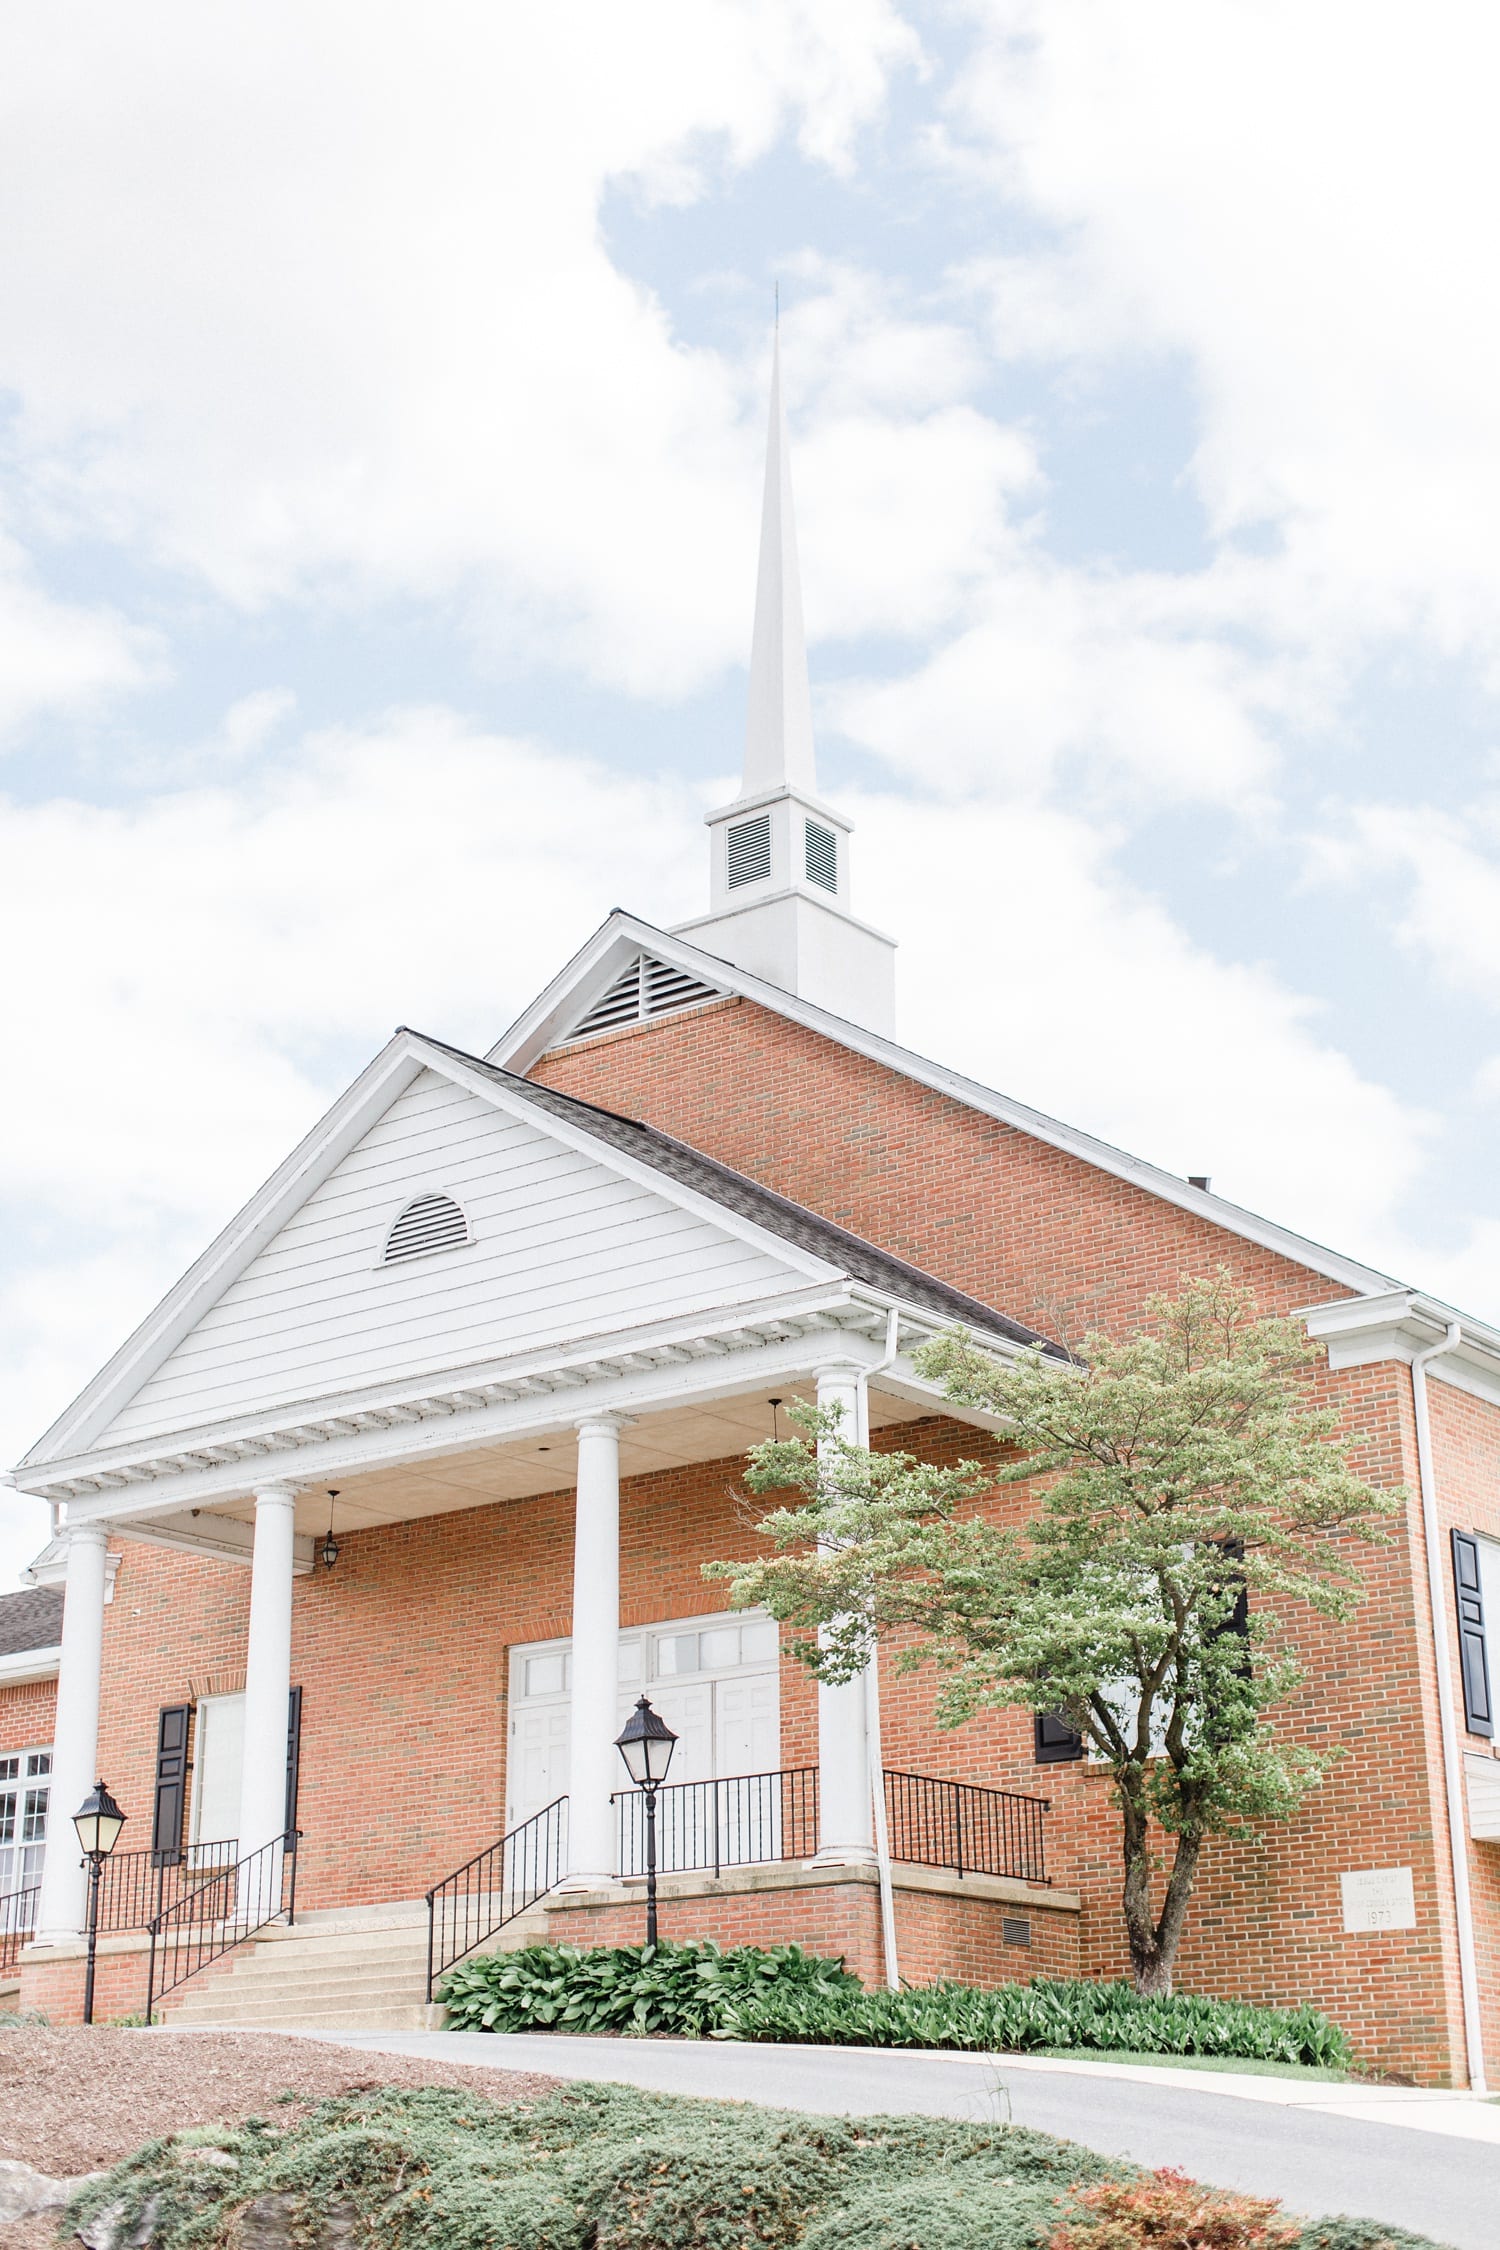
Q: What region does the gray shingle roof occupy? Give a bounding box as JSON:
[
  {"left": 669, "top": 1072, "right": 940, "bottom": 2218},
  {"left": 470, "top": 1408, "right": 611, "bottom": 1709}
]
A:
[
  {"left": 0, "top": 1585, "right": 63, "bottom": 1658},
  {"left": 409, "top": 1030, "right": 1066, "bottom": 1358}
]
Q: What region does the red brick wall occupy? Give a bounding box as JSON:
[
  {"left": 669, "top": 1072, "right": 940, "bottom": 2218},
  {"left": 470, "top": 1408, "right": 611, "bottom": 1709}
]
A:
[
  {"left": 529, "top": 999, "right": 1349, "bottom": 1338},
  {"left": 0, "top": 1675, "right": 56, "bottom": 1755},
  {"left": 545, "top": 1874, "right": 1079, "bottom": 1987},
  {"left": 52, "top": 992, "right": 1500, "bottom": 2082}
]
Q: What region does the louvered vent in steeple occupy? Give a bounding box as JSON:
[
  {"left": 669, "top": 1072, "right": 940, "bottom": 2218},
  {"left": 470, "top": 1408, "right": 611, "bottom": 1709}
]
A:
[{"left": 563, "top": 952, "right": 722, "bottom": 1045}]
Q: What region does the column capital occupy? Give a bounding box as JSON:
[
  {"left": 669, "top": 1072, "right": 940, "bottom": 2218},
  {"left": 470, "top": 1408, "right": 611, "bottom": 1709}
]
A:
[
  {"left": 575, "top": 1413, "right": 635, "bottom": 1440},
  {"left": 811, "top": 1354, "right": 867, "bottom": 1378},
  {"left": 251, "top": 1483, "right": 299, "bottom": 1507},
  {"left": 63, "top": 1519, "right": 110, "bottom": 1552}
]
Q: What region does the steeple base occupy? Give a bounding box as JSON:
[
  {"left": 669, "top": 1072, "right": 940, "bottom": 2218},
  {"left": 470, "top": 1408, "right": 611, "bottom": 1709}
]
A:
[{"left": 674, "top": 889, "right": 896, "bottom": 1035}]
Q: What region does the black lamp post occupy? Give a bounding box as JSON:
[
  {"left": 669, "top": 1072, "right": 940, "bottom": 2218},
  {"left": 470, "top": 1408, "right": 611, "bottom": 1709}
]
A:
[
  {"left": 614, "top": 1695, "right": 677, "bottom": 1947},
  {"left": 72, "top": 1780, "right": 127, "bottom": 2026}
]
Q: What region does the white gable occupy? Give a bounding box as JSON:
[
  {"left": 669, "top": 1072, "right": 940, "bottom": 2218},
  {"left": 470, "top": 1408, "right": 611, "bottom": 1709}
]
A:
[{"left": 100, "top": 1068, "right": 816, "bottom": 1448}]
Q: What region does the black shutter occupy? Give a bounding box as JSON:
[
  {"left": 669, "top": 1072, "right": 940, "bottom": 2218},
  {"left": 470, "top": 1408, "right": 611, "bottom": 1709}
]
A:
[
  {"left": 284, "top": 1685, "right": 303, "bottom": 1837},
  {"left": 1452, "top": 1531, "right": 1493, "bottom": 1738},
  {"left": 151, "top": 1704, "right": 192, "bottom": 1865},
  {"left": 1035, "top": 1711, "right": 1085, "bottom": 1763}
]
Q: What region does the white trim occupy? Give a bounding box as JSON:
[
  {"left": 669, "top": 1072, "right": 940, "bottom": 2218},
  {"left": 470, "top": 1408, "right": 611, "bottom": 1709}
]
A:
[
  {"left": 16, "top": 1326, "right": 977, "bottom": 1525},
  {"left": 8, "top": 1028, "right": 844, "bottom": 1482},
  {"left": 487, "top": 912, "right": 1403, "bottom": 1301},
  {"left": 1299, "top": 1291, "right": 1500, "bottom": 1410},
  {"left": 15, "top": 1042, "right": 429, "bottom": 1467},
  {"left": 0, "top": 1645, "right": 60, "bottom": 1687}
]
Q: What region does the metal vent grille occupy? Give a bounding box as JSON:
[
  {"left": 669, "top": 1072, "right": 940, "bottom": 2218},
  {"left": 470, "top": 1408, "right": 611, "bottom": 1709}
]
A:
[
  {"left": 726, "top": 814, "right": 772, "bottom": 888},
  {"left": 566, "top": 952, "right": 722, "bottom": 1043},
  {"left": 804, "top": 821, "right": 838, "bottom": 893},
  {"left": 384, "top": 1192, "right": 470, "bottom": 1265}
]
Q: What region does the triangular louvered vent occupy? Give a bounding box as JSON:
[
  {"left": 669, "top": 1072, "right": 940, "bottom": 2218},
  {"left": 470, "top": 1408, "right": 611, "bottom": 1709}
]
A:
[
  {"left": 383, "top": 1192, "right": 470, "bottom": 1265},
  {"left": 563, "top": 952, "right": 722, "bottom": 1045}
]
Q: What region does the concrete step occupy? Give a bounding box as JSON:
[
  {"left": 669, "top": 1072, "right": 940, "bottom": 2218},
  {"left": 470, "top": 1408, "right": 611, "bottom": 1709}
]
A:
[
  {"left": 169, "top": 2003, "right": 443, "bottom": 2032},
  {"left": 172, "top": 1967, "right": 429, "bottom": 2006}
]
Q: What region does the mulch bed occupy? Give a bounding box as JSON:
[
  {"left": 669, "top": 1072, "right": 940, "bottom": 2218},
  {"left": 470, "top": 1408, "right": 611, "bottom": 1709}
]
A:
[{"left": 1, "top": 2026, "right": 558, "bottom": 2248}]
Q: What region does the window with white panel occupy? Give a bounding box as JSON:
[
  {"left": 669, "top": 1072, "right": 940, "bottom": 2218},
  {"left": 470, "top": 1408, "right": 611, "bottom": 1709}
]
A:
[{"left": 0, "top": 1748, "right": 51, "bottom": 1894}]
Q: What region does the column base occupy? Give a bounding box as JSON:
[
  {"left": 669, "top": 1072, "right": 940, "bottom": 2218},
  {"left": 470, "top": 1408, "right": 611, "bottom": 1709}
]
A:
[
  {"left": 552, "top": 1871, "right": 624, "bottom": 1896},
  {"left": 811, "top": 1843, "right": 879, "bottom": 1869}
]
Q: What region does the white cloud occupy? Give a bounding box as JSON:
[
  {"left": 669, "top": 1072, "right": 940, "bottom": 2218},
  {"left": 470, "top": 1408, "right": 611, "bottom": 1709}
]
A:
[
  {"left": 0, "top": 533, "right": 157, "bottom": 742},
  {"left": 854, "top": 789, "right": 1435, "bottom": 1262},
  {"left": 1309, "top": 798, "right": 1500, "bottom": 1006},
  {"left": 0, "top": 3, "right": 916, "bottom": 694},
  {"left": 950, "top": 1, "right": 1500, "bottom": 660}
]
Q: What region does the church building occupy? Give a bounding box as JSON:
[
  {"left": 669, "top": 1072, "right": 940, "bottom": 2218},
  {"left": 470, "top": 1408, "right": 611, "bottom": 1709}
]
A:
[{"left": 8, "top": 346, "right": 1500, "bottom": 2087}]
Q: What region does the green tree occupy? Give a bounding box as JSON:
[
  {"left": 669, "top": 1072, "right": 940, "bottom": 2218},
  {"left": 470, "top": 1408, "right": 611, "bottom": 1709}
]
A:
[{"left": 709, "top": 1277, "right": 1400, "bottom": 1995}]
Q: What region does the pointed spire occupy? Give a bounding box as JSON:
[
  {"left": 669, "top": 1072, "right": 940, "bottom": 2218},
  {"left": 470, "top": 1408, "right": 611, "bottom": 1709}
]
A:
[{"left": 744, "top": 328, "right": 817, "bottom": 796}]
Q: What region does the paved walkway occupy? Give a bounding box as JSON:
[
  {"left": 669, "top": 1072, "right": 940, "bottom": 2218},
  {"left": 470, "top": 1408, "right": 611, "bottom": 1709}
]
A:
[{"left": 277, "top": 2028, "right": 1499, "bottom": 2249}]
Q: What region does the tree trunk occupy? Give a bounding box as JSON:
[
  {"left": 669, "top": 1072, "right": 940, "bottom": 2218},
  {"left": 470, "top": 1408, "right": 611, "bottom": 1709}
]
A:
[{"left": 1119, "top": 1783, "right": 1203, "bottom": 1996}]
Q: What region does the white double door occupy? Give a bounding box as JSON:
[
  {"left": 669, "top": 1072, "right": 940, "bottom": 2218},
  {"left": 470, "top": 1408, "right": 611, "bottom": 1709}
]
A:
[{"left": 508, "top": 1609, "right": 779, "bottom": 1873}]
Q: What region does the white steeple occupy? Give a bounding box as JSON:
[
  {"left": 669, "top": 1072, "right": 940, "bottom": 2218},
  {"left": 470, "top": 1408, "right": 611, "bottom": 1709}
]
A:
[
  {"left": 673, "top": 331, "right": 897, "bottom": 1034},
  {"left": 744, "top": 329, "right": 817, "bottom": 796}
]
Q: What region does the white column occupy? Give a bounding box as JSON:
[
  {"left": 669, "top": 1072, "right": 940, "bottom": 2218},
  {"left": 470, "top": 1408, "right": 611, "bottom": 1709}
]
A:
[
  {"left": 236, "top": 1486, "right": 297, "bottom": 1863},
  {"left": 557, "top": 1416, "right": 624, "bottom": 1890},
  {"left": 34, "top": 1523, "right": 110, "bottom": 1943},
  {"left": 813, "top": 1360, "right": 875, "bottom": 1866}
]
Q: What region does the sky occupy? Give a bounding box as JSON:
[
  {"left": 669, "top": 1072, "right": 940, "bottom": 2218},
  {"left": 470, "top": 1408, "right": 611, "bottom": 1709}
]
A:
[{"left": 3, "top": 0, "right": 1499, "bottom": 1590}]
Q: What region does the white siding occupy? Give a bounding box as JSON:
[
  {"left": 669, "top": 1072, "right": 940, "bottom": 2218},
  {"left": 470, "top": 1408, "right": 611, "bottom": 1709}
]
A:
[{"left": 102, "top": 1072, "right": 809, "bottom": 1444}]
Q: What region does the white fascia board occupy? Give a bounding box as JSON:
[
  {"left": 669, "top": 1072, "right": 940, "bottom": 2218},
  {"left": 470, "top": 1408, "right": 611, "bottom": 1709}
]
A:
[
  {"left": 39, "top": 1320, "right": 905, "bottom": 1524},
  {"left": 488, "top": 912, "right": 1404, "bottom": 1303},
  {"left": 406, "top": 1036, "right": 841, "bottom": 1289},
  {"left": 10, "top": 1280, "right": 867, "bottom": 1498},
  {"left": 0, "top": 1644, "right": 61, "bottom": 1687},
  {"left": 16, "top": 1040, "right": 429, "bottom": 1469},
  {"left": 1300, "top": 1291, "right": 1500, "bottom": 1410},
  {"left": 111, "top": 1513, "right": 316, "bottom": 1575}
]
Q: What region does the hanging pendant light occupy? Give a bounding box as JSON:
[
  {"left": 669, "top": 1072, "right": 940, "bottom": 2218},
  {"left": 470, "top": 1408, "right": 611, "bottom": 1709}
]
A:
[{"left": 321, "top": 1490, "right": 341, "bottom": 1571}]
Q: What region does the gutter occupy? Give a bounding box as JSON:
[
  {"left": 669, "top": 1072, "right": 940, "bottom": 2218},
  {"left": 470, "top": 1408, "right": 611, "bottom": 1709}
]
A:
[
  {"left": 860, "top": 1308, "right": 902, "bottom": 1990},
  {"left": 1411, "top": 1321, "right": 1488, "bottom": 2092}
]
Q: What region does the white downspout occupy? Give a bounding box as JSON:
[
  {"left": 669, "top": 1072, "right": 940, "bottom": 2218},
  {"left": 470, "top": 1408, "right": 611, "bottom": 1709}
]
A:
[
  {"left": 1411, "top": 1320, "right": 1487, "bottom": 2092},
  {"left": 859, "top": 1308, "right": 902, "bottom": 1988}
]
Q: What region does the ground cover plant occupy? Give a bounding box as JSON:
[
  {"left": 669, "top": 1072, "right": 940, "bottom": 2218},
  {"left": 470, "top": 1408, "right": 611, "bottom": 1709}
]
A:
[
  {"left": 436, "top": 1940, "right": 1354, "bottom": 2069},
  {"left": 62, "top": 2081, "right": 1451, "bottom": 2250},
  {"left": 709, "top": 1279, "right": 1399, "bottom": 1993}
]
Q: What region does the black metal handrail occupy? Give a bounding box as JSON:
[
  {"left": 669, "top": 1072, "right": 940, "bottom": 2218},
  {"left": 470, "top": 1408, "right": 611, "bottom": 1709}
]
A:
[
  {"left": 0, "top": 1884, "right": 39, "bottom": 1976},
  {"left": 614, "top": 1767, "right": 818, "bottom": 1881},
  {"left": 426, "top": 1796, "right": 568, "bottom": 2002},
  {"left": 145, "top": 1830, "right": 299, "bottom": 2016},
  {"left": 98, "top": 1840, "right": 239, "bottom": 1933},
  {"left": 884, "top": 1769, "right": 1049, "bottom": 1884}
]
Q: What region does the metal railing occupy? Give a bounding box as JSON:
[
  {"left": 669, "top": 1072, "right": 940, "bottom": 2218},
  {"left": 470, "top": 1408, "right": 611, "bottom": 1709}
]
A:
[
  {"left": 425, "top": 1796, "right": 568, "bottom": 2002},
  {"left": 99, "top": 1840, "right": 239, "bottom": 1933},
  {"left": 884, "top": 1769, "right": 1049, "bottom": 1884},
  {"left": 614, "top": 1767, "right": 818, "bottom": 1881},
  {"left": 145, "top": 1830, "right": 298, "bottom": 2016},
  {"left": 0, "top": 1885, "right": 39, "bottom": 1977}
]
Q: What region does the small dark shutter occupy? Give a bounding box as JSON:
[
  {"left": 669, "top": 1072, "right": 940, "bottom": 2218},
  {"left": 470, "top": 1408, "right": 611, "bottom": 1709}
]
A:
[
  {"left": 1035, "top": 1711, "right": 1085, "bottom": 1763},
  {"left": 284, "top": 1685, "right": 303, "bottom": 1837},
  {"left": 1452, "top": 1531, "right": 1494, "bottom": 1738},
  {"left": 151, "top": 1704, "right": 192, "bottom": 1865}
]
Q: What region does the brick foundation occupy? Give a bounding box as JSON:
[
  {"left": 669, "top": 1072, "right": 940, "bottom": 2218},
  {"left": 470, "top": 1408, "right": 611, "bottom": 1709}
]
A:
[{"left": 542, "top": 1861, "right": 1080, "bottom": 1987}]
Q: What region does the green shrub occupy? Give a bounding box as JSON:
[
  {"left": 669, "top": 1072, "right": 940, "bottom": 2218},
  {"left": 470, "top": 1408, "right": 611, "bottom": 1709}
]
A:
[
  {"left": 440, "top": 1941, "right": 1353, "bottom": 2071},
  {"left": 802, "top": 2175, "right": 1065, "bottom": 2250},
  {"left": 64, "top": 2080, "right": 1450, "bottom": 2250},
  {"left": 437, "top": 1937, "right": 858, "bottom": 2036}
]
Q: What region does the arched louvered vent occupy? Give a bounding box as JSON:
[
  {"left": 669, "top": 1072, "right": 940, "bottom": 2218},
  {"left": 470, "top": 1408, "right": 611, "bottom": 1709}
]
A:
[
  {"left": 383, "top": 1192, "right": 470, "bottom": 1265},
  {"left": 564, "top": 952, "right": 723, "bottom": 1044}
]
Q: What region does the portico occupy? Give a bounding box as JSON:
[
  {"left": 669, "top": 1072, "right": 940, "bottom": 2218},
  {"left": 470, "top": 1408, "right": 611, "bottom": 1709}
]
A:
[{"left": 17, "top": 1097, "right": 1044, "bottom": 1961}]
